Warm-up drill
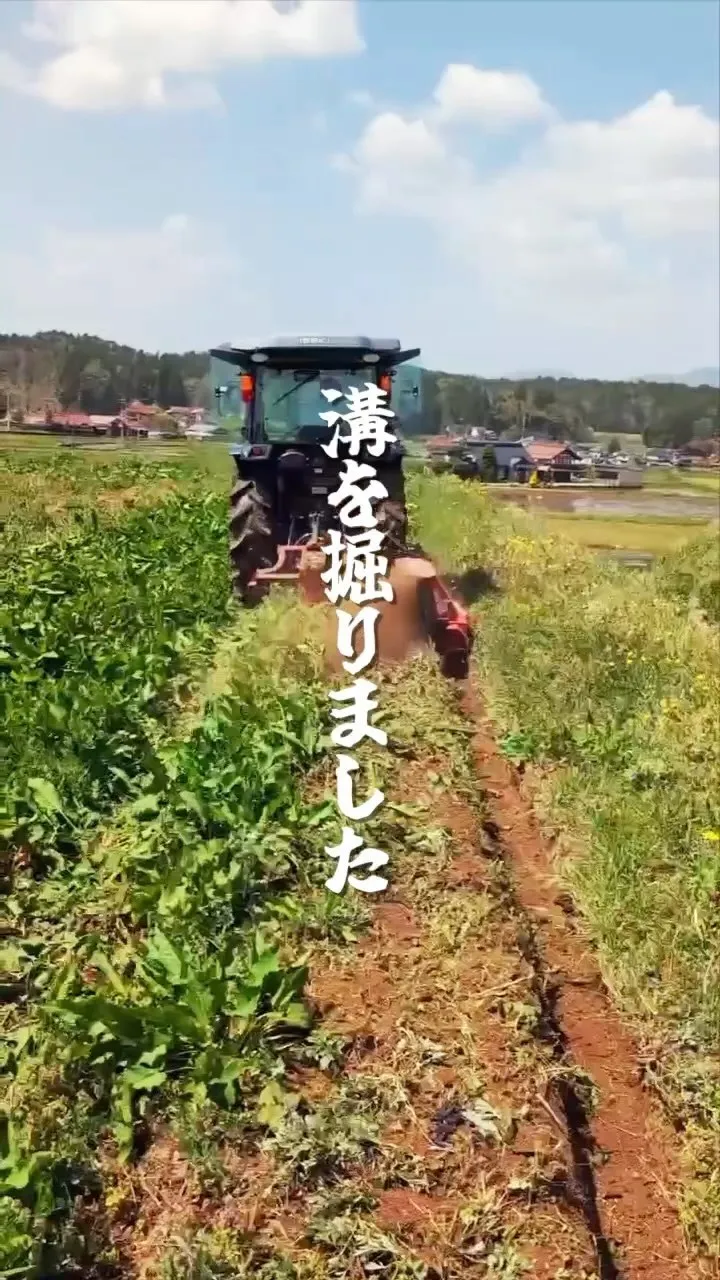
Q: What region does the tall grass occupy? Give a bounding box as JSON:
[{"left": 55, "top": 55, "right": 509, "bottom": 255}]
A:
[
  {"left": 653, "top": 531, "right": 720, "bottom": 625},
  {"left": 0, "top": 446, "right": 231, "bottom": 541},
  {"left": 410, "top": 472, "right": 720, "bottom": 1252}
]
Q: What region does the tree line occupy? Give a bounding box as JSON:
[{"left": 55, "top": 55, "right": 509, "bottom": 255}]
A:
[
  {"left": 0, "top": 332, "right": 211, "bottom": 418},
  {"left": 422, "top": 371, "right": 719, "bottom": 449},
  {"left": 0, "top": 331, "right": 717, "bottom": 448}
]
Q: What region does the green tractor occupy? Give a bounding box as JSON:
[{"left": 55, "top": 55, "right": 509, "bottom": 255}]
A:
[{"left": 210, "top": 335, "right": 473, "bottom": 677}]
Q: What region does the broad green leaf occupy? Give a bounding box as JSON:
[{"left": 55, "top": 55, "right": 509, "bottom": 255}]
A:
[
  {"left": 26, "top": 777, "right": 63, "bottom": 813},
  {"left": 281, "top": 1001, "right": 312, "bottom": 1029},
  {"left": 123, "top": 1065, "right": 167, "bottom": 1091},
  {"left": 145, "top": 929, "right": 184, "bottom": 984},
  {"left": 256, "top": 1080, "right": 292, "bottom": 1130},
  {"left": 228, "top": 984, "right": 261, "bottom": 1019},
  {"left": 129, "top": 793, "right": 160, "bottom": 819}
]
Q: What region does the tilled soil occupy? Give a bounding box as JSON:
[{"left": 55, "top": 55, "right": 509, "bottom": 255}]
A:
[
  {"left": 113, "top": 683, "right": 698, "bottom": 1278},
  {"left": 96, "top": 593, "right": 699, "bottom": 1280}
]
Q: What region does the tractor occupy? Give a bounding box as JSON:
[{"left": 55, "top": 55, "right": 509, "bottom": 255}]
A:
[{"left": 210, "top": 335, "right": 473, "bottom": 678}]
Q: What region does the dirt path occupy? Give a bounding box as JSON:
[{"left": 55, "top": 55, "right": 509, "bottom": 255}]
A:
[{"left": 467, "top": 691, "right": 697, "bottom": 1280}]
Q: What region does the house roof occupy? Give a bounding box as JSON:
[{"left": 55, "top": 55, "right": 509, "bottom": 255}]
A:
[
  {"left": 427, "top": 434, "right": 463, "bottom": 449},
  {"left": 54, "top": 412, "right": 91, "bottom": 427},
  {"left": 126, "top": 400, "right": 157, "bottom": 415},
  {"left": 525, "top": 440, "right": 580, "bottom": 463}
]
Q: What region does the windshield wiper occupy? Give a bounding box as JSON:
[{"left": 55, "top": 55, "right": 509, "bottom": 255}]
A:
[{"left": 270, "top": 371, "right": 318, "bottom": 409}]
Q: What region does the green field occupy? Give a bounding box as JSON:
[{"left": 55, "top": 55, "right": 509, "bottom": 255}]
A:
[
  {"left": 645, "top": 466, "right": 720, "bottom": 495},
  {"left": 591, "top": 430, "right": 645, "bottom": 451},
  {"left": 538, "top": 511, "right": 713, "bottom": 553},
  {"left": 2, "top": 442, "right": 719, "bottom": 1276}
]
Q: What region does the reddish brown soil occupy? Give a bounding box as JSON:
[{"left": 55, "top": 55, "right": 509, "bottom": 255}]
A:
[
  {"left": 307, "top": 771, "right": 598, "bottom": 1278},
  {"left": 467, "top": 692, "right": 696, "bottom": 1280}
]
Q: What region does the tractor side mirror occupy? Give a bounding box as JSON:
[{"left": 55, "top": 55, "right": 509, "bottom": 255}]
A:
[{"left": 392, "top": 363, "right": 424, "bottom": 428}]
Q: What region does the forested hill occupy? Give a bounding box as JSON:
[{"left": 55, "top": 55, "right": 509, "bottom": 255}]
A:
[
  {"left": 0, "top": 332, "right": 209, "bottom": 418},
  {"left": 1, "top": 330, "right": 718, "bottom": 448}
]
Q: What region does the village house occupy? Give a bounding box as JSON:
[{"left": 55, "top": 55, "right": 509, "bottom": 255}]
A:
[
  {"left": 168, "top": 405, "right": 205, "bottom": 427},
  {"left": 123, "top": 400, "right": 157, "bottom": 430},
  {"left": 524, "top": 440, "right": 582, "bottom": 483},
  {"left": 88, "top": 414, "right": 120, "bottom": 433},
  {"left": 45, "top": 409, "right": 93, "bottom": 433}
]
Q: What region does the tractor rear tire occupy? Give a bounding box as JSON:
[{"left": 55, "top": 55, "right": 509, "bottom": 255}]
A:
[{"left": 229, "top": 479, "right": 276, "bottom": 603}]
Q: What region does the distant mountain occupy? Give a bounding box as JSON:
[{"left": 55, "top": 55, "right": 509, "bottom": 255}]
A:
[
  {"left": 510, "top": 368, "right": 720, "bottom": 388},
  {"left": 639, "top": 368, "right": 720, "bottom": 388},
  {"left": 505, "top": 369, "right": 576, "bottom": 380}
]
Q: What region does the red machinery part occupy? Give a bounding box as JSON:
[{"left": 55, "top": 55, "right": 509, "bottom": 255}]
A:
[
  {"left": 416, "top": 575, "right": 473, "bottom": 680},
  {"left": 253, "top": 545, "right": 306, "bottom": 583},
  {"left": 250, "top": 545, "right": 474, "bottom": 680}
]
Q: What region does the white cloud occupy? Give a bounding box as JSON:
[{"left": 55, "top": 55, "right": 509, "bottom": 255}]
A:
[
  {"left": 0, "top": 215, "right": 244, "bottom": 347},
  {"left": 3, "top": 0, "right": 363, "bottom": 110},
  {"left": 432, "top": 63, "right": 551, "bottom": 129},
  {"left": 337, "top": 66, "right": 720, "bottom": 366},
  {"left": 350, "top": 112, "right": 474, "bottom": 216}
]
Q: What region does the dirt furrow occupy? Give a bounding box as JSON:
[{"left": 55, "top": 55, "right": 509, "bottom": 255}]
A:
[
  {"left": 103, "top": 657, "right": 698, "bottom": 1280},
  {"left": 467, "top": 691, "right": 696, "bottom": 1280}
]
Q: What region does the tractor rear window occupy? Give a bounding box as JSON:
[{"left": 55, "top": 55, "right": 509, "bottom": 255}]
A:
[{"left": 259, "top": 369, "right": 373, "bottom": 442}]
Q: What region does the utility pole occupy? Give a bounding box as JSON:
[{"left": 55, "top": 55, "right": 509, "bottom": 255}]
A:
[{"left": 1, "top": 386, "right": 15, "bottom": 431}]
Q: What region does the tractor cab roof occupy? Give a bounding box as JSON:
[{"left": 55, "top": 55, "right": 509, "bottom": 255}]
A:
[{"left": 210, "top": 336, "right": 420, "bottom": 372}]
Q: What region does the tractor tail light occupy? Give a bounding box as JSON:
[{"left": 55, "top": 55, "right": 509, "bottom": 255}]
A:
[
  {"left": 240, "top": 373, "right": 255, "bottom": 403},
  {"left": 379, "top": 372, "right": 392, "bottom": 397}
]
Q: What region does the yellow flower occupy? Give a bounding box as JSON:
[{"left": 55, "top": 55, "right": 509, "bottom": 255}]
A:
[{"left": 701, "top": 831, "right": 720, "bottom": 843}]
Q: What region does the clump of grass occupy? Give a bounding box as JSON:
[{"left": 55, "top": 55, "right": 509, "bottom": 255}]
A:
[{"left": 161, "top": 1230, "right": 312, "bottom": 1280}]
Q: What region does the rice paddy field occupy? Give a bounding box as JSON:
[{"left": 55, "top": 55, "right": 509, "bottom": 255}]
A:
[{"left": 1, "top": 438, "right": 719, "bottom": 1280}]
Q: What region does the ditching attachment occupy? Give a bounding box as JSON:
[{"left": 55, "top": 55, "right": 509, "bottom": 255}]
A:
[
  {"left": 416, "top": 573, "right": 473, "bottom": 680},
  {"left": 254, "top": 545, "right": 307, "bottom": 583},
  {"left": 251, "top": 542, "right": 473, "bottom": 680}
]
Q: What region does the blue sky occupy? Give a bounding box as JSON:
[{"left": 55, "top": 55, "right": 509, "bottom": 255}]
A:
[{"left": 1, "top": 0, "right": 718, "bottom": 378}]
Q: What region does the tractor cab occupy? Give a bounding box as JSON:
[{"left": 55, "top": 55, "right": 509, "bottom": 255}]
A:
[
  {"left": 211, "top": 337, "right": 424, "bottom": 600},
  {"left": 210, "top": 336, "right": 424, "bottom": 451}
]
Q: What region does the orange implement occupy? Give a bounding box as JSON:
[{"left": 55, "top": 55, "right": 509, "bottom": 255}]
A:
[{"left": 256, "top": 542, "right": 473, "bottom": 679}]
